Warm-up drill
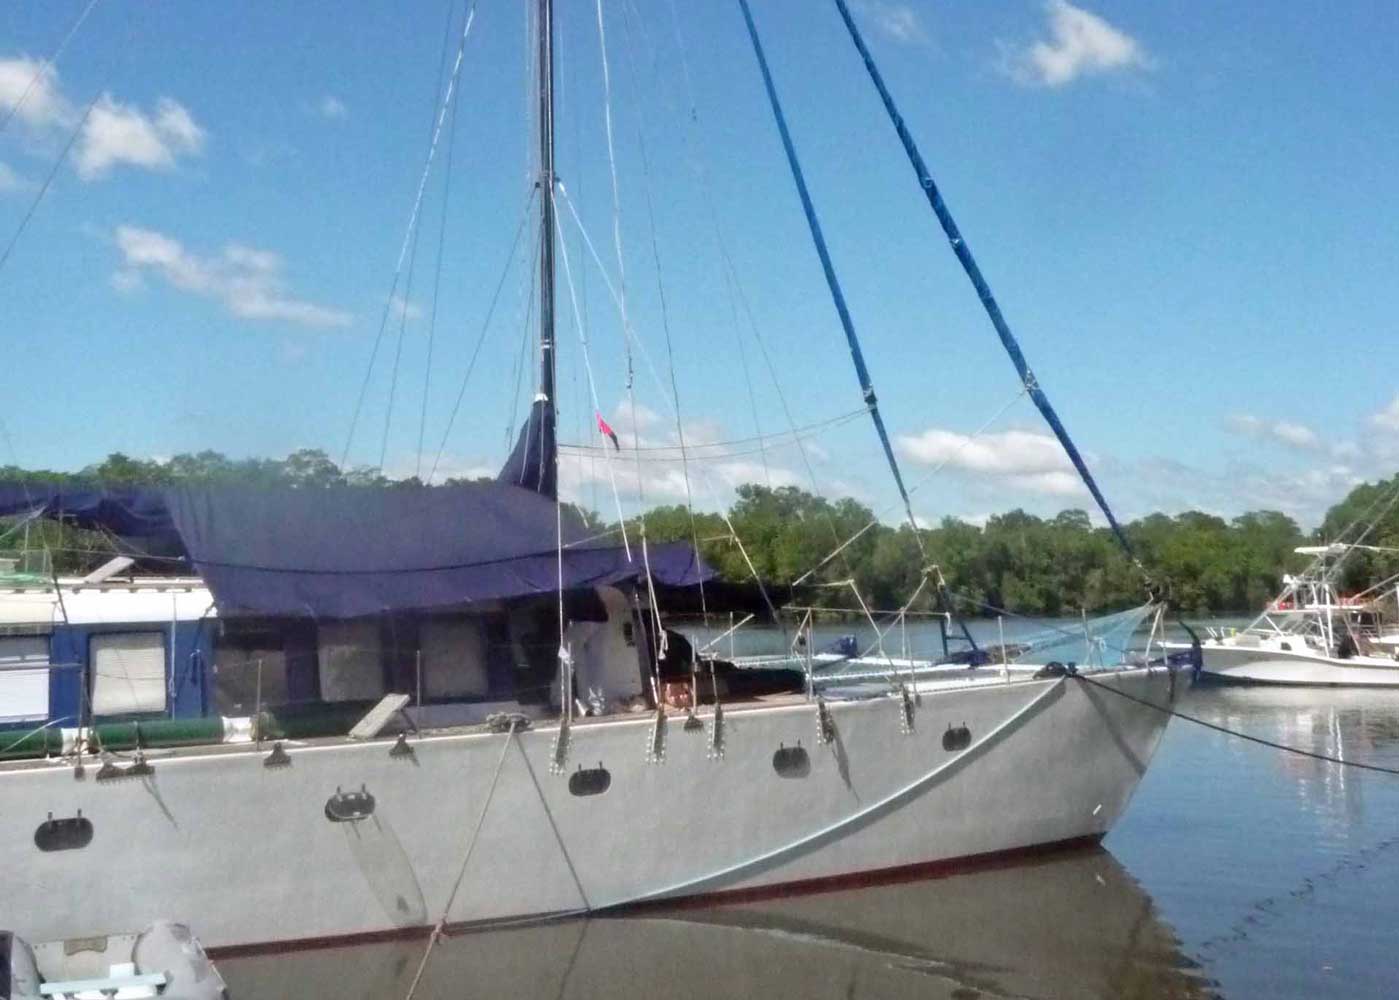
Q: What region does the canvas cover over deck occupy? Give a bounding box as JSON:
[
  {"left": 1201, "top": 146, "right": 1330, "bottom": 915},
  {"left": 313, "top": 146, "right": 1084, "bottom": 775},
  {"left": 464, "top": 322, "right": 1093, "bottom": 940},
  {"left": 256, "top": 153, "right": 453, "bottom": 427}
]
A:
[{"left": 0, "top": 481, "right": 710, "bottom": 618}]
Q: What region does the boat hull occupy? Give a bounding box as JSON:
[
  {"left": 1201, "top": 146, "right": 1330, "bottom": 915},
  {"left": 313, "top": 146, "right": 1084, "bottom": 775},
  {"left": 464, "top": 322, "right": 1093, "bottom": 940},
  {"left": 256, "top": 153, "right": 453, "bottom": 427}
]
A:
[
  {"left": 1176, "top": 640, "right": 1399, "bottom": 687},
  {"left": 0, "top": 666, "right": 1184, "bottom": 950}
]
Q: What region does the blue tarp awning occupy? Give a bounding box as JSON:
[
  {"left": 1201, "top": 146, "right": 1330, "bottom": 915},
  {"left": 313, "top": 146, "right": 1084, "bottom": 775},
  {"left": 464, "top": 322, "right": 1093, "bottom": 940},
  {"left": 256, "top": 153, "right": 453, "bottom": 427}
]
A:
[{"left": 0, "top": 481, "right": 710, "bottom": 618}]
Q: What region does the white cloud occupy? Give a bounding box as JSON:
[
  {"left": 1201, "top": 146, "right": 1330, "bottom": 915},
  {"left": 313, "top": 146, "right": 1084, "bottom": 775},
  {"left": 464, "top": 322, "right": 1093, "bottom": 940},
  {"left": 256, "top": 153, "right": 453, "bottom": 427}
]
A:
[
  {"left": 854, "top": 2, "right": 929, "bottom": 45},
  {"left": 0, "top": 57, "right": 204, "bottom": 181},
  {"left": 1002, "top": 0, "right": 1149, "bottom": 88},
  {"left": 75, "top": 95, "right": 206, "bottom": 180},
  {"left": 1270, "top": 422, "right": 1321, "bottom": 450},
  {"left": 555, "top": 402, "right": 812, "bottom": 512},
  {"left": 317, "top": 96, "right": 348, "bottom": 120},
  {"left": 1225, "top": 414, "right": 1323, "bottom": 452},
  {"left": 0, "top": 56, "right": 70, "bottom": 129},
  {"left": 1130, "top": 454, "right": 1364, "bottom": 528},
  {"left": 1370, "top": 395, "right": 1399, "bottom": 433},
  {"left": 112, "top": 224, "right": 352, "bottom": 329},
  {"left": 897, "top": 426, "right": 1087, "bottom": 497}
]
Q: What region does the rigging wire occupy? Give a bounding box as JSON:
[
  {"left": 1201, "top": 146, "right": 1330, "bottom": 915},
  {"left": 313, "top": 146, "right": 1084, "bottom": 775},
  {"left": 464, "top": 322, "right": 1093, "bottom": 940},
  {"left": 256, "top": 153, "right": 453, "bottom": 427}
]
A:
[
  {"left": 553, "top": 204, "right": 633, "bottom": 556},
  {"left": 651, "top": 0, "right": 871, "bottom": 577},
  {"left": 503, "top": 222, "right": 541, "bottom": 464},
  {"left": 558, "top": 408, "right": 865, "bottom": 453},
  {"left": 416, "top": 0, "right": 468, "bottom": 480},
  {"left": 428, "top": 187, "right": 538, "bottom": 483},
  {"left": 831, "top": 0, "right": 1137, "bottom": 578},
  {"left": 616, "top": 9, "right": 731, "bottom": 611},
  {"left": 632, "top": 0, "right": 778, "bottom": 488},
  {"left": 380, "top": 0, "right": 466, "bottom": 476},
  {"left": 0, "top": 94, "right": 97, "bottom": 279},
  {"left": 1073, "top": 672, "right": 1399, "bottom": 778},
  {"left": 554, "top": 183, "right": 782, "bottom": 629},
  {"left": 592, "top": 0, "right": 666, "bottom": 652},
  {"left": 792, "top": 387, "right": 1028, "bottom": 586},
  {"left": 342, "top": 2, "right": 479, "bottom": 471},
  {"left": 557, "top": 412, "right": 865, "bottom": 465},
  {"left": 736, "top": 0, "right": 924, "bottom": 556},
  {"left": 0, "top": 0, "right": 102, "bottom": 136},
  {"left": 0, "top": 0, "right": 141, "bottom": 283},
  {"left": 0, "top": 1, "right": 140, "bottom": 632},
  {"left": 651, "top": 0, "right": 772, "bottom": 488}
]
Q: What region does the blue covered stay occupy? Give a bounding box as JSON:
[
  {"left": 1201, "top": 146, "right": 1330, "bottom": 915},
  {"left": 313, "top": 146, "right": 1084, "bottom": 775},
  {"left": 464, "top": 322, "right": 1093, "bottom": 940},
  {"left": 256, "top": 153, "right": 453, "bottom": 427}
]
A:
[{"left": 0, "top": 481, "right": 710, "bottom": 619}]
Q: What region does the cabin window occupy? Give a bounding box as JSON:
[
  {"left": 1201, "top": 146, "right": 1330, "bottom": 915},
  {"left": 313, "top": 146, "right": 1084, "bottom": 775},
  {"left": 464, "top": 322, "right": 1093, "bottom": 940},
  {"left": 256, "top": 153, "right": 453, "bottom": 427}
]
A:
[
  {"left": 0, "top": 635, "right": 49, "bottom": 724},
  {"left": 317, "top": 620, "right": 386, "bottom": 703},
  {"left": 213, "top": 619, "right": 299, "bottom": 714},
  {"left": 419, "top": 618, "right": 489, "bottom": 700},
  {"left": 506, "top": 601, "right": 561, "bottom": 705},
  {"left": 90, "top": 632, "right": 167, "bottom": 717}
]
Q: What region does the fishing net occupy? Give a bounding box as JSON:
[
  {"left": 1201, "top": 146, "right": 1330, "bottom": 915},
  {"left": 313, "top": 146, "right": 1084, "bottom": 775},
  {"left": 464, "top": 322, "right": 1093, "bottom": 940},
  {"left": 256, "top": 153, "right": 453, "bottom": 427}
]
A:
[{"left": 1008, "top": 603, "right": 1157, "bottom": 669}]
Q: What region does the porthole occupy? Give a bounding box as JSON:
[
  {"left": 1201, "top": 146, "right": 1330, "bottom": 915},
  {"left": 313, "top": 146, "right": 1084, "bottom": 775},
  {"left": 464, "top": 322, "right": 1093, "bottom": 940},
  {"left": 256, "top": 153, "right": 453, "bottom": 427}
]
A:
[
  {"left": 34, "top": 813, "right": 94, "bottom": 852},
  {"left": 772, "top": 743, "right": 810, "bottom": 779},
  {"left": 569, "top": 764, "right": 611, "bottom": 797},
  {"left": 942, "top": 725, "right": 971, "bottom": 752},
  {"left": 324, "top": 786, "right": 376, "bottom": 823}
]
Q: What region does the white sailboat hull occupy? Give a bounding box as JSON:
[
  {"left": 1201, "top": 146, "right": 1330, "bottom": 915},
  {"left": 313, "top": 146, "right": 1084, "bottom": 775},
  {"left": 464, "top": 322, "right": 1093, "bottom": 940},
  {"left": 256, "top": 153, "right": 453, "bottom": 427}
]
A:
[{"left": 1, "top": 666, "right": 1183, "bottom": 951}]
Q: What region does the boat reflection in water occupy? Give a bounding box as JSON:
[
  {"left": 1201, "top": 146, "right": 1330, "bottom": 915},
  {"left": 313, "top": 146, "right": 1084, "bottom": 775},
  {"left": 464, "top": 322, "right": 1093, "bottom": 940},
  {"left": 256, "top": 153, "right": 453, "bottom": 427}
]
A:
[
  {"left": 1205, "top": 686, "right": 1399, "bottom": 830},
  {"left": 218, "top": 847, "right": 1214, "bottom": 1000}
]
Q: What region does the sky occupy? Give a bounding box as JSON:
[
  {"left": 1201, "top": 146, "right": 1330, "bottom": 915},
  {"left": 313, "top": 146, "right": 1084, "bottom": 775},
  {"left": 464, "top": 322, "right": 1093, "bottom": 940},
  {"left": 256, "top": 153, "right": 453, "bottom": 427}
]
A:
[{"left": 0, "top": 0, "right": 1395, "bottom": 530}]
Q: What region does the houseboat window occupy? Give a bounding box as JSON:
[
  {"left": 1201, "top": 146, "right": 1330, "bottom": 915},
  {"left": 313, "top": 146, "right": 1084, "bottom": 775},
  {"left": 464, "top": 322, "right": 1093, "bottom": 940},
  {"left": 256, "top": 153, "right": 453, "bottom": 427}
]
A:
[
  {"left": 419, "top": 618, "right": 489, "bottom": 700},
  {"left": 0, "top": 635, "right": 50, "bottom": 724},
  {"left": 318, "top": 620, "right": 386, "bottom": 703},
  {"left": 90, "top": 632, "right": 166, "bottom": 717}
]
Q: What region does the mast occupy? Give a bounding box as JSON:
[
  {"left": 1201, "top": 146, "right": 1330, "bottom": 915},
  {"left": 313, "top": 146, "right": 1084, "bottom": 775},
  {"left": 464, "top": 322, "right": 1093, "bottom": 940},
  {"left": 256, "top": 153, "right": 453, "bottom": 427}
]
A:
[
  {"left": 499, "top": 0, "right": 559, "bottom": 497},
  {"left": 535, "top": 0, "right": 558, "bottom": 488}
]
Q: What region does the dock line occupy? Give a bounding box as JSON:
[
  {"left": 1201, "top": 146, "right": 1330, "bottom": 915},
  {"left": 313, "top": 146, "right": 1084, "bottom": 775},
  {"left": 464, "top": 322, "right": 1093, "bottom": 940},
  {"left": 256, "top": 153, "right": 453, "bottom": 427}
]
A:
[{"left": 1073, "top": 673, "right": 1399, "bottom": 777}]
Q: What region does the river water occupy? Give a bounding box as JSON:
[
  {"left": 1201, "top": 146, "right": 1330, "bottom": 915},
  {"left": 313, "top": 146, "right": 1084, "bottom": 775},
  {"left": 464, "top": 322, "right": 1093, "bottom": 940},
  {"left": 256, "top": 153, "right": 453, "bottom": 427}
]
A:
[{"left": 218, "top": 619, "right": 1399, "bottom": 999}]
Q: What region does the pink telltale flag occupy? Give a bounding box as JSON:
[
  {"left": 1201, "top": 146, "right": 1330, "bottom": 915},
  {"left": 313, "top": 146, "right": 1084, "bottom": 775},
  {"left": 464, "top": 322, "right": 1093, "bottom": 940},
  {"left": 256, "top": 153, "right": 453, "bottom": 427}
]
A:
[{"left": 596, "top": 413, "right": 621, "bottom": 450}]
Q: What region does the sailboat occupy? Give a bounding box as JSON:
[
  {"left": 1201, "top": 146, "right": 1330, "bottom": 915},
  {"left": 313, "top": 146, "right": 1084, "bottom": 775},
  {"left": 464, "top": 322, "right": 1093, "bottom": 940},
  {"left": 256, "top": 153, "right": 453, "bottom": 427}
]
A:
[{"left": 0, "top": 0, "right": 1192, "bottom": 951}]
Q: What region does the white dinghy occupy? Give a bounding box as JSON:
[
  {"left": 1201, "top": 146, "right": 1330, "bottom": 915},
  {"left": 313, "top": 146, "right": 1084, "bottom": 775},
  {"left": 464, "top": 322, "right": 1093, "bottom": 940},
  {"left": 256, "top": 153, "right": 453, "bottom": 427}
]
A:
[{"left": 1, "top": 921, "right": 228, "bottom": 1000}]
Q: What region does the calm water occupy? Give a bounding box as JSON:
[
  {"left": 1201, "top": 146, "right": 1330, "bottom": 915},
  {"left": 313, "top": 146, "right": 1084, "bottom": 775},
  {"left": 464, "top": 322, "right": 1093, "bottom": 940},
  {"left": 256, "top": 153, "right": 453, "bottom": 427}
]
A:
[{"left": 219, "top": 623, "right": 1399, "bottom": 999}]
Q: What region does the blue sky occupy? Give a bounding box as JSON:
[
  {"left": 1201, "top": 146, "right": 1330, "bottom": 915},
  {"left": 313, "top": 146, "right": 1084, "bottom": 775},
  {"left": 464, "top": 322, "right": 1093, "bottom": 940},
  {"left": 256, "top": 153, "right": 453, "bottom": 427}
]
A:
[{"left": 0, "top": 0, "right": 1395, "bottom": 528}]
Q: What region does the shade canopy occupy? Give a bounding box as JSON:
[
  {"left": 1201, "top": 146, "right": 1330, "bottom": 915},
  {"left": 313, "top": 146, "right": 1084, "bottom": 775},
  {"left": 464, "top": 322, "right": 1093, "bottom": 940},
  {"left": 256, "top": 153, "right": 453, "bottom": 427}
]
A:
[{"left": 0, "top": 480, "right": 711, "bottom": 618}]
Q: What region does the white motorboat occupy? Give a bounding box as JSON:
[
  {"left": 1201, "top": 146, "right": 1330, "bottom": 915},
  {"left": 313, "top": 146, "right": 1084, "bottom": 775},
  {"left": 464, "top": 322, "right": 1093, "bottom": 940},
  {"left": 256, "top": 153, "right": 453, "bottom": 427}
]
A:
[{"left": 1166, "top": 543, "right": 1399, "bottom": 686}]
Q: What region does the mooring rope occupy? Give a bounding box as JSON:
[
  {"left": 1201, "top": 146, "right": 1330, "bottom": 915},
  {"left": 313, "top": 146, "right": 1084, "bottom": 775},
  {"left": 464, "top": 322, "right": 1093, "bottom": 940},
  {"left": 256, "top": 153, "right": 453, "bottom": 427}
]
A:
[
  {"left": 404, "top": 718, "right": 519, "bottom": 1000},
  {"left": 1074, "top": 673, "right": 1399, "bottom": 777}
]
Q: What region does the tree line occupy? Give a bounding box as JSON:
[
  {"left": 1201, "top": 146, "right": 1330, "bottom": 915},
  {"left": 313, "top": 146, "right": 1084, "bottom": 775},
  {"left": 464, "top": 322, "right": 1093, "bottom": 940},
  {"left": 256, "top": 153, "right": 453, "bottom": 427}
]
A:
[{"left": 2, "top": 449, "right": 1396, "bottom": 616}]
